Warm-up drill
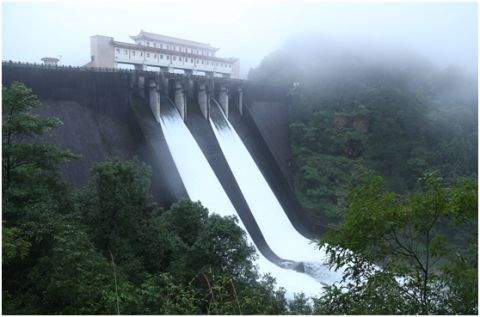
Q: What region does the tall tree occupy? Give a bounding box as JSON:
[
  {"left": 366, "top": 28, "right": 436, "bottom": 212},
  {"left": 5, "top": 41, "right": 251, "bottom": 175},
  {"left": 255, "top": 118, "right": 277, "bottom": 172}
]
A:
[
  {"left": 2, "top": 81, "right": 75, "bottom": 221},
  {"left": 316, "top": 172, "right": 477, "bottom": 314}
]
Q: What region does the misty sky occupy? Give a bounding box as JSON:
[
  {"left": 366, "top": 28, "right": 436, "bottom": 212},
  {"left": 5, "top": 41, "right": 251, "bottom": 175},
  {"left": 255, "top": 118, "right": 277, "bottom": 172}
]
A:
[{"left": 2, "top": 1, "right": 477, "bottom": 78}]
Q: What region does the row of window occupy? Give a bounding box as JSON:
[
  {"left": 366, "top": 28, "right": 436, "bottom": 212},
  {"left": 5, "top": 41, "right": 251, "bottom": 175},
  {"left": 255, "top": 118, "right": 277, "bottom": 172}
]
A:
[
  {"left": 115, "top": 48, "right": 231, "bottom": 68},
  {"left": 139, "top": 41, "right": 214, "bottom": 56}
]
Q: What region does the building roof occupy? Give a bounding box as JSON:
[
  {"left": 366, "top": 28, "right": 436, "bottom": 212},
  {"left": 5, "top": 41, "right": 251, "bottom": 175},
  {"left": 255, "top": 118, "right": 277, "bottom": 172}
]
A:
[
  {"left": 130, "top": 30, "right": 218, "bottom": 51},
  {"left": 41, "top": 57, "right": 59, "bottom": 62},
  {"left": 113, "top": 40, "right": 237, "bottom": 63}
]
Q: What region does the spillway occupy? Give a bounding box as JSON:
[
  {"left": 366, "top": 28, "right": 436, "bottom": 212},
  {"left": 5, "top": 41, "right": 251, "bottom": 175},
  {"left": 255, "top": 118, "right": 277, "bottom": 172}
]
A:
[
  {"left": 209, "top": 99, "right": 341, "bottom": 284},
  {"left": 158, "top": 97, "right": 327, "bottom": 297}
]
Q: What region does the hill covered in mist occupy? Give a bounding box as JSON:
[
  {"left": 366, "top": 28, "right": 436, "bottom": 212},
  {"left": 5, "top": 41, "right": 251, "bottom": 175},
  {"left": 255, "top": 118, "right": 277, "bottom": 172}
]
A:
[{"left": 249, "top": 34, "right": 477, "bottom": 225}]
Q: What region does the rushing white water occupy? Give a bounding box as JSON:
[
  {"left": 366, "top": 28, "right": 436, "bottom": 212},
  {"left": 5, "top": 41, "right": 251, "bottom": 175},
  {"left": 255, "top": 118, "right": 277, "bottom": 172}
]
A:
[
  {"left": 209, "top": 100, "right": 342, "bottom": 285},
  {"left": 158, "top": 102, "right": 326, "bottom": 297}
]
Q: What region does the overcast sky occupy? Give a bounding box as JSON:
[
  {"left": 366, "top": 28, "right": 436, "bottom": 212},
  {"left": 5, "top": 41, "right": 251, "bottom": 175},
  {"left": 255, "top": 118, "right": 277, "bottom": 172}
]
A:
[{"left": 2, "top": 1, "right": 477, "bottom": 78}]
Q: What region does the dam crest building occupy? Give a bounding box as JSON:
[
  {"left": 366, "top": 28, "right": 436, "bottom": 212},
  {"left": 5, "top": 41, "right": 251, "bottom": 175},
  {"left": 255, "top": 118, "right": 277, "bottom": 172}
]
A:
[{"left": 86, "top": 31, "right": 240, "bottom": 78}]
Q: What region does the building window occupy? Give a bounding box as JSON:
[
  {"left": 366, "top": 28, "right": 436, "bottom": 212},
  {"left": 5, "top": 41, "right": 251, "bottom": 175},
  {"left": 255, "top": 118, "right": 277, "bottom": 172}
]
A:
[
  {"left": 132, "top": 51, "right": 135, "bottom": 56},
  {"left": 179, "top": 57, "right": 182, "bottom": 61},
  {"left": 153, "top": 43, "right": 156, "bottom": 47},
  {"left": 154, "top": 54, "right": 157, "bottom": 58},
  {"left": 146, "top": 42, "right": 150, "bottom": 46},
  {"left": 167, "top": 55, "right": 170, "bottom": 59},
  {"left": 116, "top": 48, "right": 120, "bottom": 53},
  {"left": 173, "top": 56, "right": 176, "bottom": 61},
  {"left": 140, "top": 52, "right": 143, "bottom": 56},
  {"left": 125, "top": 49, "right": 128, "bottom": 54},
  {"left": 191, "top": 58, "right": 193, "bottom": 62},
  {"left": 146, "top": 53, "right": 150, "bottom": 57},
  {"left": 160, "top": 54, "right": 163, "bottom": 59}
]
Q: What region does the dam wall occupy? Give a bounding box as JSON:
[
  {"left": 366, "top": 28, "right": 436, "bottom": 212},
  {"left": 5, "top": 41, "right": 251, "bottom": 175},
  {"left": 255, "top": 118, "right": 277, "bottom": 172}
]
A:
[
  {"left": 2, "top": 62, "right": 182, "bottom": 205},
  {"left": 242, "top": 82, "right": 293, "bottom": 184},
  {"left": 2, "top": 62, "right": 294, "bottom": 209}
]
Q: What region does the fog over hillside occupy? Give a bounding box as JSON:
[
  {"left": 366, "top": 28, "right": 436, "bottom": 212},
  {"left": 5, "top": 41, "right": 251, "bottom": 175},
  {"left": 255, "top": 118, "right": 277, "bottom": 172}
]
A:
[{"left": 2, "top": 1, "right": 477, "bottom": 78}]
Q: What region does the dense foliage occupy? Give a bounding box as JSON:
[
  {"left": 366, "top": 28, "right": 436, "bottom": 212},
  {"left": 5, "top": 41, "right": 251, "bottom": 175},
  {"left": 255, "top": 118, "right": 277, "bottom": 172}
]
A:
[
  {"left": 316, "top": 172, "right": 477, "bottom": 314},
  {"left": 249, "top": 34, "right": 477, "bottom": 226}
]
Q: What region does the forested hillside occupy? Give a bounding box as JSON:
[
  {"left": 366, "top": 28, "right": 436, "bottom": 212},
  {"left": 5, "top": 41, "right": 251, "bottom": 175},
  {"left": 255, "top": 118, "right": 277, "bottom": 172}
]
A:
[{"left": 249, "top": 34, "right": 477, "bottom": 225}]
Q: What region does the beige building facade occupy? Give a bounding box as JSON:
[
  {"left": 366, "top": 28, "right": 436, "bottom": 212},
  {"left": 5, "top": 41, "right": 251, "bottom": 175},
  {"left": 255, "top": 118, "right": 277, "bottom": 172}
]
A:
[{"left": 86, "top": 31, "right": 240, "bottom": 78}]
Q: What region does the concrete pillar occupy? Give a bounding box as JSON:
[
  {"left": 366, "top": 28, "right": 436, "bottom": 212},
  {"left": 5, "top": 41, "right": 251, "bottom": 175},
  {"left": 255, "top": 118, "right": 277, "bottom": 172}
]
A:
[
  {"left": 198, "top": 83, "right": 208, "bottom": 119},
  {"left": 238, "top": 88, "right": 243, "bottom": 115},
  {"left": 160, "top": 76, "right": 169, "bottom": 95},
  {"left": 187, "top": 79, "right": 194, "bottom": 100},
  {"left": 149, "top": 81, "right": 161, "bottom": 123},
  {"left": 174, "top": 81, "right": 186, "bottom": 120},
  {"left": 138, "top": 75, "right": 146, "bottom": 98},
  {"left": 219, "top": 85, "right": 229, "bottom": 118}
]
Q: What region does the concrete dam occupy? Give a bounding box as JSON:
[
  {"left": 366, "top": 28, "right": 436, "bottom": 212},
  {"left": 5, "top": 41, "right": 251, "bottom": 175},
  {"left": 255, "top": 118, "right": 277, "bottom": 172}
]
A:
[{"left": 3, "top": 61, "right": 340, "bottom": 296}]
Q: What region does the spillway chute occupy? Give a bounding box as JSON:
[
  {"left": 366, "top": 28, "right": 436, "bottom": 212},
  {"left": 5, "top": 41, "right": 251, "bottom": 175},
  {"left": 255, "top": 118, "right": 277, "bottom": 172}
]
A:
[
  {"left": 208, "top": 98, "right": 342, "bottom": 285},
  {"left": 156, "top": 96, "right": 330, "bottom": 297}
]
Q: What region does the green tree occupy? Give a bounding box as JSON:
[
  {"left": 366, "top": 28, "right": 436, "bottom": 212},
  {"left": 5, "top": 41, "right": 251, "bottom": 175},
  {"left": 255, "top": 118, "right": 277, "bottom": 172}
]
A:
[
  {"left": 76, "top": 158, "right": 168, "bottom": 279},
  {"left": 317, "top": 172, "right": 477, "bottom": 314},
  {"left": 1, "top": 82, "right": 122, "bottom": 314},
  {"left": 2, "top": 81, "right": 75, "bottom": 221}
]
